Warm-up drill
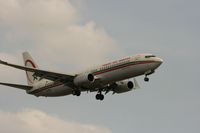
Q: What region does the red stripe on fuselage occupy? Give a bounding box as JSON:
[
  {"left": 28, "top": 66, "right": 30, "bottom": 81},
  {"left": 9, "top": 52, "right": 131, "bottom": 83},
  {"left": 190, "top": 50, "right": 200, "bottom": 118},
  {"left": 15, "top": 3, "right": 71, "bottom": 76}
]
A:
[
  {"left": 30, "top": 82, "right": 63, "bottom": 95},
  {"left": 93, "top": 61, "right": 155, "bottom": 75}
]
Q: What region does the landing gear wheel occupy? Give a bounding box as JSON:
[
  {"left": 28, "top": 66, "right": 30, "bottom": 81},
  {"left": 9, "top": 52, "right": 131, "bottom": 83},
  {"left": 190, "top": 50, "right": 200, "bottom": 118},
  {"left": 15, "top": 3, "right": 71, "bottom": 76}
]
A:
[
  {"left": 99, "top": 94, "right": 104, "bottom": 101},
  {"left": 72, "top": 90, "right": 81, "bottom": 96},
  {"left": 96, "top": 94, "right": 104, "bottom": 101},
  {"left": 76, "top": 90, "right": 81, "bottom": 96},
  {"left": 96, "top": 94, "right": 100, "bottom": 100},
  {"left": 144, "top": 77, "right": 149, "bottom": 82}
]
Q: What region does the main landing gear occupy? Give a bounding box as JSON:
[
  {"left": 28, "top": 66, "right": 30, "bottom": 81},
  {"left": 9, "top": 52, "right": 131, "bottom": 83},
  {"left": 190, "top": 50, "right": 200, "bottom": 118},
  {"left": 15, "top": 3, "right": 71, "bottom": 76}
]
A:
[
  {"left": 72, "top": 90, "right": 81, "bottom": 96},
  {"left": 96, "top": 90, "right": 104, "bottom": 101}
]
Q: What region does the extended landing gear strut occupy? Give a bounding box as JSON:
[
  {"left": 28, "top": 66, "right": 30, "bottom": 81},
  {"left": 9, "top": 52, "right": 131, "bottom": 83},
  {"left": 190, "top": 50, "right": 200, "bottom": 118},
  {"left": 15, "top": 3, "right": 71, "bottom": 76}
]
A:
[
  {"left": 72, "top": 90, "right": 81, "bottom": 96},
  {"left": 96, "top": 90, "right": 104, "bottom": 101},
  {"left": 144, "top": 70, "right": 154, "bottom": 82}
]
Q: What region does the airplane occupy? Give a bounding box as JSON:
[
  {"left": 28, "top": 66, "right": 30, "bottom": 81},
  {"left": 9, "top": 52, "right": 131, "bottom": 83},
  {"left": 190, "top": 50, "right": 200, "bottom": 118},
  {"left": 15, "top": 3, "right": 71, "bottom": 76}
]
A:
[{"left": 0, "top": 52, "right": 163, "bottom": 101}]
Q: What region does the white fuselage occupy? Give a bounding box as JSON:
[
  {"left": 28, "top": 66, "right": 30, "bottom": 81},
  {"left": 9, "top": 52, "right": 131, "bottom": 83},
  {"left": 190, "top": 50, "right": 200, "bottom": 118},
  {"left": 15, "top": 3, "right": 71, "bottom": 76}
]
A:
[{"left": 28, "top": 54, "right": 163, "bottom": 97}]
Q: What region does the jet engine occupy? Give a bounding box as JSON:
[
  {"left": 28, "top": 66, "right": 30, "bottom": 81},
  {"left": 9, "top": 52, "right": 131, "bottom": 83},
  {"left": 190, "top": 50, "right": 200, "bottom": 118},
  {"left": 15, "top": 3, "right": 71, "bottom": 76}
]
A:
[
  {"left": 113, "top": 81, "right": 134, "bottom": 93},
  {"left": 73, "top": 73, "right": 94, "bottom": 86}
]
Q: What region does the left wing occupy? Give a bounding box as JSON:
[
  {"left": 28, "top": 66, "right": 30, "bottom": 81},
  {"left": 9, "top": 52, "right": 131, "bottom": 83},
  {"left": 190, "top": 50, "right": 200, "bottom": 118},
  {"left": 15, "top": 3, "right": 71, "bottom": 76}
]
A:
[{"left": 0, "top": 60, "right": 75, "bottom": 83}]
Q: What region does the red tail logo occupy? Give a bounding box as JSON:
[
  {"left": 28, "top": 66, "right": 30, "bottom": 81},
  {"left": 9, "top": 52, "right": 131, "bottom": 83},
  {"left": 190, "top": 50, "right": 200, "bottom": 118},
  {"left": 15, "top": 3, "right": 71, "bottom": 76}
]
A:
[{"left": 25, "top": 60, "right": 36, "bottom": 83}]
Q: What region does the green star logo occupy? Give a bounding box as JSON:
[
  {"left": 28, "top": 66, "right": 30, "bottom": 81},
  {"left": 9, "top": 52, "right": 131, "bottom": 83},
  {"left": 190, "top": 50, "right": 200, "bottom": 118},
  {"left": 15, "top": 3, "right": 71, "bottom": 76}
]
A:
[{"left": 32, "top": 73, "right": 38, "bottom": 81}]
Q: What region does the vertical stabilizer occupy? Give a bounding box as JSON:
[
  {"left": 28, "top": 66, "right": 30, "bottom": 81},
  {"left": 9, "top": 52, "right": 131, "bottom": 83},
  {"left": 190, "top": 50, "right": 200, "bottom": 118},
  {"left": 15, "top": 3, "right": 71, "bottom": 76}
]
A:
[{"left": 22, "top": 52, "right": 39, "bottom": 86}]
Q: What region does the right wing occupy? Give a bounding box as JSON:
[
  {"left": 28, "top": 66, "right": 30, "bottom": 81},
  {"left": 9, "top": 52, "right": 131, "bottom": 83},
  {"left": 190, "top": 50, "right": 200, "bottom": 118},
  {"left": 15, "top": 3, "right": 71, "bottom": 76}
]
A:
[
  {"left": 0, "top": 82, "right": 32, "bottom": 90},
  {"left": 0, "top": 60, "right": 75, "bottom": 83}
]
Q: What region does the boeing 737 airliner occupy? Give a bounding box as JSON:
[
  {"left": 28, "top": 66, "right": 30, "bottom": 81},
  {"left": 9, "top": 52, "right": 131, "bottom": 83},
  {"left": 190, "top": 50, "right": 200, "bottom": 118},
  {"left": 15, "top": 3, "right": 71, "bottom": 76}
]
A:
[{"left": 0, "top": 52, "right": 163, "bottom": 100}]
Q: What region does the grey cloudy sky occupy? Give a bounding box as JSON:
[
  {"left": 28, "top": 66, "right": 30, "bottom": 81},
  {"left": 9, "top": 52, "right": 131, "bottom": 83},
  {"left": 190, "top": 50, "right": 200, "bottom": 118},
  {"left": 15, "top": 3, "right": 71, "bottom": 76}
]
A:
[{"left": 0, "top": 0, "right": 199, "bottom": 133}]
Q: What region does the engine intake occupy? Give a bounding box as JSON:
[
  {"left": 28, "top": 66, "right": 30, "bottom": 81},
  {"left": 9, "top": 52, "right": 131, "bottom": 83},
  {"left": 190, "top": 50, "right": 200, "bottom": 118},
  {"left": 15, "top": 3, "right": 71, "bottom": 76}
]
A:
[
  {"left": 127, "top": 81, "right": 134, "bottom": 89},
  {"left": 74, "top": 73, "right": 94, "bottom": 86},
  {"left": 87, "top": 74, "right": 94, "bottom": 81}
]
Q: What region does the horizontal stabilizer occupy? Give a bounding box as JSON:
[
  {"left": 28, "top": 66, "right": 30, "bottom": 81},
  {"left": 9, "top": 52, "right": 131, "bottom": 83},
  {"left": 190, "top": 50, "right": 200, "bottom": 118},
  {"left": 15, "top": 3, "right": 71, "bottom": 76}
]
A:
[{"left": 0, "top": 82, "right": 32, "bottom": 90}]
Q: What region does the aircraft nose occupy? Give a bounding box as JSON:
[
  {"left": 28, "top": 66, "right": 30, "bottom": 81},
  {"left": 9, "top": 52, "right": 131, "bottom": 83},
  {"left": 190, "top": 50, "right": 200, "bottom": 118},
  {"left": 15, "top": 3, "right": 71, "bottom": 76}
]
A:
[
  {"left": 149, "top": 57, "right": 163, "bottom": 70},
  {"left": 157, "top": 58, "right": 163, "bottom": 64},
  {"left": 156, "top": 57, "right": 163, "bottom": 67}
]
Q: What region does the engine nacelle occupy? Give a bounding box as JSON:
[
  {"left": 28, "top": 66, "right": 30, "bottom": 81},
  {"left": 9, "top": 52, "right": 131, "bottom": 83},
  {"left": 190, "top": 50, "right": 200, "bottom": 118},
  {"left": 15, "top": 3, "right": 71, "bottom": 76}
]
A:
[
  {"left": 113, "top": 81, "right": 134, "bottom": 94},
  {"left": 73, "top": 73, "right": 94, "bottom": 86}
]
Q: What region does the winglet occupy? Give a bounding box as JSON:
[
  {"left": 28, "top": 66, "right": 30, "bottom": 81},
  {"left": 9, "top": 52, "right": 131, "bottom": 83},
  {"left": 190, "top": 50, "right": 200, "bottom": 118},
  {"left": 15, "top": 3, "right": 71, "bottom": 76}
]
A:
[{"left": 0, "top": 59, "right": 8, "bottom": 65}]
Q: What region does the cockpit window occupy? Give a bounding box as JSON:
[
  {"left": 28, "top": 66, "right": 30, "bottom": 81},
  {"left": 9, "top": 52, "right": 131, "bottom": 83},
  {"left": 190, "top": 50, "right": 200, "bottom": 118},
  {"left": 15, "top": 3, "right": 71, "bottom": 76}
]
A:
[{"left": 145, "top": 55, "right": 156, "bottom": 58}]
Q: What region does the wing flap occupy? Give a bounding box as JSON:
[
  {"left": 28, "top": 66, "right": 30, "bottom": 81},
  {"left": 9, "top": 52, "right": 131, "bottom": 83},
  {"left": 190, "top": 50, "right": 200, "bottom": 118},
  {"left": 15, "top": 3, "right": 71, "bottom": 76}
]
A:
[
  {"left": 0, "top": 60, "right": 75, "bottom": 83},
  {"left": 0, "top": 82, "right": 32, "bottom": 90}
]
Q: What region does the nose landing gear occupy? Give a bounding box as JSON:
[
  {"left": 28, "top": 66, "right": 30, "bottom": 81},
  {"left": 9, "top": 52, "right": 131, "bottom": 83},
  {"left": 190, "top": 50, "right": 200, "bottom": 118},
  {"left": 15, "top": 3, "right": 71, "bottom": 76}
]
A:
[
  {"left": 144, "top": 76, "right": 149, "bottom": 82},
  {"left": 144, "top": 70, "right": 155, "bottom": 82}
]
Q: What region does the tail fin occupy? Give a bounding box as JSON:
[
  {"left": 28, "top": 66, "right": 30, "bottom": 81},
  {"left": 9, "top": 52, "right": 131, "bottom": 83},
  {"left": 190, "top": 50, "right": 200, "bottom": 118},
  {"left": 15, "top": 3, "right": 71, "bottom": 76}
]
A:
[{"left": 22, "top": 52, "right": 39, "bottom": 86}]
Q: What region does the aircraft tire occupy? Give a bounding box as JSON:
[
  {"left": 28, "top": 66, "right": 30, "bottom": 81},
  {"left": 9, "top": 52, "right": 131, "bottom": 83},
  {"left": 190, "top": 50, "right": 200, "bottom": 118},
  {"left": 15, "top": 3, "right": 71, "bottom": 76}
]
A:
[
  {"left": 96, "top": 94, "right": 100, "bottom": 100},
  {"left": 99, "top": 94, "right": 104, "bottom": 101},
  {"left": 144, "top": 77, "right": 149, "bottom": 82},
  {"left": 96, "top": 94, "right": 104, "bottom": 100},
  {"left": 72, "top": 90, "right": 81, "bottom": 96},
  {"left": 76, "top": 90, "right": 81, "bottom": 96}
]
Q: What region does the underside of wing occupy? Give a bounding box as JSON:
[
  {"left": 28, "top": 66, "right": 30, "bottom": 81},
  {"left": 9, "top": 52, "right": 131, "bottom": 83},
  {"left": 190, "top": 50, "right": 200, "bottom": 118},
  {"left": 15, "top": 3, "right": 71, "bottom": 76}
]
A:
[
  {"left": 0, "top": 82, "right": 32, "bottom": 90},
  {"left": 0, "top": 60, "right": 75, "bottom": 83},
  {"left": 102, "top": 78, "right": 140, "bottom": 94}
]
